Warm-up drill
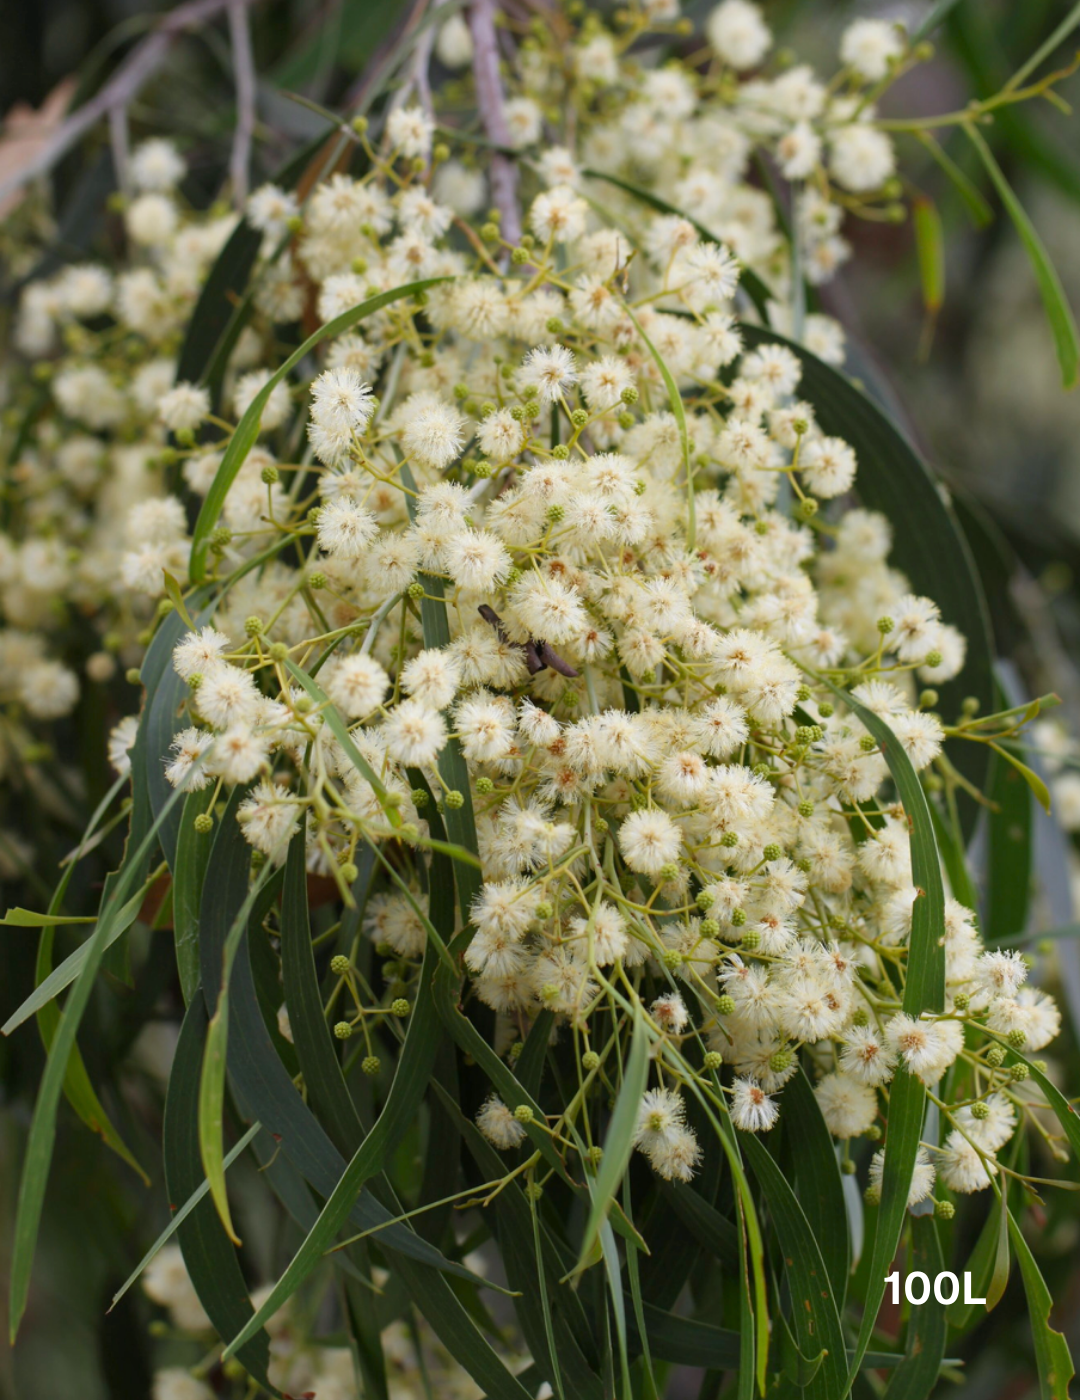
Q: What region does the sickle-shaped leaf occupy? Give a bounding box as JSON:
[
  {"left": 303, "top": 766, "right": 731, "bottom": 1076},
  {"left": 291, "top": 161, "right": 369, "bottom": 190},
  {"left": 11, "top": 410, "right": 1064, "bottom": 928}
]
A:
[
  {"left": 816, "top": 680, "right": 946, "bottom": 1391},
  {"left": 739, "top": 1131, "right": 848, "bottom": 1400},
  {"left": 884, "top": 1213, "right": 947, "bottom": 1400},
  {"left": 1009, "top": 1208, "right": 1076, "bottom": 1400},
  {"left": 573, "top": 1008, "right": 650, "bottom": 1277}
]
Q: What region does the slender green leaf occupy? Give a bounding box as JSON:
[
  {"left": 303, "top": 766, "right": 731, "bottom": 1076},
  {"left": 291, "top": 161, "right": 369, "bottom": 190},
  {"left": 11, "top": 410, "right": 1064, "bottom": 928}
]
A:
[
  {"left": 285, "top": 659, "right": 407, "bottom": 836},
  {"left": 190, "top": 277, "right": 451, "bottom": 580},
  {"left": 280, "top": 821, "right": 364, "bottom": 1157},
  {"left": 630, "top": 1304, "right": 741, "bottom": 1368},
  {"left": 2, "top": 884, "right": 150, "bottom": 1035},
  {"left": 195, "top": 796, "right": 480, "bottom": 1281},
  {"left": 988, "top": 740, "right": 1052, "bottom": 813},
  {"left": 776, "top": 1301, "right": 826, "bottom": 1388},
  {"left": 884, "top": 1214, "right": 947, "bottom": 1400},
  {"left": 1003, "top": 0, "right": 1080, "bottom": 93},
  {"left": 0, "top": 910, "right": 96, "bottom": 926},
  {"left": 164, "top": 997, "right": 277, "bottom": 1391},
  {"left": 660, "top": 1181, "right": 739, "bottom": 1265},
  {"left": 965, "top": 123, "right": 1080, "bottom": 389},
  {"left": 575, "top": 1009, "right": 650, "bottom": 1274},
  {"left": 1008, "top": 1209, "right": 1076, "bottom": 1399},
  {"left": 174, "top": 217, "right": 263, "bottom": 401},
  {"left": 912, "top": 0, "right": 965, "bottom": 42},
  {"left": 739, "top": 1132, "right": 848, "bottom": 1400},
  {"left": 8, "top": 779, "right": 187, "bottom": 1341},
  {"left": 199, "top": 858, "right": 279, "bottom": 1242},
  {"left": 110, "top": 1122, "right": 261, "bottom": 1312},
  {"left": 443, "top": 1089, "right": 601, "bottom": 1400},
  {"left": 914, "top": 130, "right": 993, "bottom": 227},
  {"left": 946, "top": 1192, "right": 1006, "bottom": 1329},
  {"left": 34, "top": 938, "right": 148, "bottom": 1183},
  {"left": 223, "top": 939, "right": 468, "bottom": 1358},
  {"left": 998, "top": 1043, "right": 1080, "bottom": 1166},
  {"left": 786, "top": 1068, "right": 851, "bottom": 1306},
  {"left": 986, "top": 731, "right": 1034, "bottom": 944},
  {"left": 927, "top": 795, "right": 978, "bottom": 912},
  {"left": 913, "top": 196, "right": 945, "bottom": 315},
  {"left": 173, "top": 787, "right": 216, "bottom": 1005},
  {"left": 820, "top": 682, "right": 945, "bottom": 1390}
]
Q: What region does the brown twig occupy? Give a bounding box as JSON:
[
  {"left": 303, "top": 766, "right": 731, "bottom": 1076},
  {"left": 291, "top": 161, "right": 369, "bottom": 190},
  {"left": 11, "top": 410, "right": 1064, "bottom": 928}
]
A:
[
  {"left": 0, "top": 0, "right": 264, "bottom": 209},
  {"left": 227, "top": 0, "right": 258, "bottom": 205},
  {"left": 468, "top": 0, "right": 522, "bottom": 247}
]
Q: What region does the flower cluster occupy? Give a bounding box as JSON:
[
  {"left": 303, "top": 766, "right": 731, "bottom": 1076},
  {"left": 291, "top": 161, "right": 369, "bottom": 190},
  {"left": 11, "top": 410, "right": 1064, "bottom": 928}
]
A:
[{"left": 1, "top": 0, "right": 1067, "bottom": 1237}]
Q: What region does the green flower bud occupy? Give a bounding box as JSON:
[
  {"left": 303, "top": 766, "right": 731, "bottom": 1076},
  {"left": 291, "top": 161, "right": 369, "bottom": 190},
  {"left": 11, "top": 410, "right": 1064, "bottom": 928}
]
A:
[
  {"left": 716, "top": 994, "right": 736, "bottom": 1016},
  {"left": 935, "top": 1199, "right": 956, "bottom": 1220},
  {"left": 703, "top": 1050, "right": 723, "bottom": 1071},
  {"left": 730, "top": 908, "right": 746, "bottom": 927},
  {"left": 392, "top": 998, "right": 410, "bottom": 1017},
  {"left": 620, "top": 385, "right": 639, "bottom": 405},
  {"left": 841, "top": 1158, "right": 857, "bottom": 1175},
  {"left": 762, "top": 843, "right": 782, "bottom": 862},
  {"left": 970, "top": 1100, "right": 990, "bottom": 1120},
  {"left": 514, "top": 1104, "right": 534, "bottom": 1123},
  {"left": 194, "top": 812, "right": 214, "bottom": 834},
  {"left": 340, "top": 862, "right": 359, "bottom": 884},
  {"left": 330, "top": 954, "right": 350, "bottom": 975},
  {"left": 700, "top": 918, "right": 720, "bottom": 938},
  {"left": 663, "top": 948, "right": 683, "bottom": 969},
  {"left": 876, "top": 616, "right": 895, "bottom": 635},
  {"left": 721, "top": 831, "right": 739, "bottom": 848},
  {"left": 582, "top": 1050, "right": 601, "bottom": 1072},
  {"left": 1006, "top": 1028, "right": 1027, "bottom": 1049},
  {"left": 1009, "top": 1062, "right": 1029, "bottom": 1082},
  {"left": 362, "top": 1055, "right": 381, "bottom": 1075},
  {"left": 797, "top": 799, "right": 814, "bottom": 818},
  {"left": 333, "top": 1021, "right": 353, "bottom": 1040}
]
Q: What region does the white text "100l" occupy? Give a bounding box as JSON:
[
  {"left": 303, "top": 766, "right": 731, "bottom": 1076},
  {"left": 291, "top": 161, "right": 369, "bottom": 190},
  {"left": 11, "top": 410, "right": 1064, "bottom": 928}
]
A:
[{"left": 884, "top": 1271, "right": 986, "bottom": 1306}]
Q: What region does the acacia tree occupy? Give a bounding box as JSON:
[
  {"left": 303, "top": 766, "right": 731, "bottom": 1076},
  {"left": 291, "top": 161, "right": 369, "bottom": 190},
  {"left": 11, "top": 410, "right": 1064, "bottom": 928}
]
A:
[{"left": 2, "top": 3, "right": 1079, "bottom": 1398}]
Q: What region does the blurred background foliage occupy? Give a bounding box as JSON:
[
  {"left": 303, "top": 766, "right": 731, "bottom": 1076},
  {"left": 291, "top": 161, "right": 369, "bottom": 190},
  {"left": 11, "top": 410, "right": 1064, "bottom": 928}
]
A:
[{"left": 1, "top": 2, "right": 1079, "bottom": 1397}]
